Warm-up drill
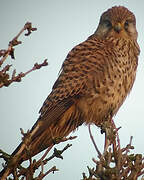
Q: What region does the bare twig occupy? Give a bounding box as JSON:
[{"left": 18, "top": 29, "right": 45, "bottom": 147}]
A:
[
  {"left": 36, "top": 166, "right": 58, "bottom": 180},
  {"left": 16, "top": 144, "right": 72, "bottom": 179},
  {"left": 0, "top": 22, "right": 48, "bottom": 89},
  {"left": 40, "top": 145, "right": 54, "bottom": 161},
  {"left": 0, "top": 22, "right": 37, "bottom": 65},
  {"left": 83, "top": 121, "right": 144, "bottom": 180},
  {"left": 88, "top": 124, "right": 102, "bottom": 158},
  {"left": 0, "top": 59, "right": 48, "bottom": 88}
]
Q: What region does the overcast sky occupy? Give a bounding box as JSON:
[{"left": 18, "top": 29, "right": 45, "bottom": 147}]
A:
[{"left": 0, "top": 0, "right": 144, "bottom": 179}]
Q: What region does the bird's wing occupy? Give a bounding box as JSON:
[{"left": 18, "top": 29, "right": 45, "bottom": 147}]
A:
[
  {"left": 33, "top": 36, "right": 104, "bottom": 139},
  {"left": 11, "top": 37, "right": 98, "bottom": 159},
  {"left": 30, "top": 45, "right": 89, "bottom": 141},
  {"left": 11, "top": 34, "right": 114, "bottom": 161}
]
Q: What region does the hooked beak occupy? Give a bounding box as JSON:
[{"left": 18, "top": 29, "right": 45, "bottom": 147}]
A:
[{"left": 114, "top": 23, "right": 122, "bottom": 33}]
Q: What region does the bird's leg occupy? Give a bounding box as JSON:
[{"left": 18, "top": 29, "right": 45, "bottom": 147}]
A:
[
  {"left": 104, "top": 129, "right": 111, "bottom": 154},
  {"left": 101, "top": 116, "right": 120, "bottom": 154},
  {"left": 100, "top": 111, "right": 114, "bottom": 153},
  {"left": 111, "top": 119, "right": 121, "bottom": 149},
  {"left": 100, "top": 119, "right": 112, "bottom": 154}
]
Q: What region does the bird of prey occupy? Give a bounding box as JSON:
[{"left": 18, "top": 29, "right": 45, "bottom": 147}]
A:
[{"left": 0, "top": 6, "right": 140, "bottom": 178}]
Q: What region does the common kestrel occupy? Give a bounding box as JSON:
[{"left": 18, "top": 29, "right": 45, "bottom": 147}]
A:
[{"left": 0, "top": 6, "right": 140, "bottom": 178}]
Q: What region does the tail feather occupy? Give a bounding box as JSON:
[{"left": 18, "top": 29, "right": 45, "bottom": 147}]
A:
[{"left": 0, "top": 100, "right": 84, "bottom": 178}]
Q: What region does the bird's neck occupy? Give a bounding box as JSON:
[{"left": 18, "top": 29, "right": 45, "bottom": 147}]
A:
[{"left": 107, "top": 36, "right": 140, "bottom": 56}]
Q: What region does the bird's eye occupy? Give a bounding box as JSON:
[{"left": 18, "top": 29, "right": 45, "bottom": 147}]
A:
[
  {"left": 103, "top": 20, "right": 112, "bottom": 28},
  {"left": 124, "top": 20, "right": 129, "bottom": 29}
]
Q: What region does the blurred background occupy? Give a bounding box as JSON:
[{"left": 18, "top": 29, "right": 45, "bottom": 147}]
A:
[{"left": 0, "top": 0, "right": 144, "bottom": 179}]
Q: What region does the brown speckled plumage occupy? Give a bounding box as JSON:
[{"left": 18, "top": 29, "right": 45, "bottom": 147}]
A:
[{"left": 0, "top": 6, "right": 140, "bottom": 175}]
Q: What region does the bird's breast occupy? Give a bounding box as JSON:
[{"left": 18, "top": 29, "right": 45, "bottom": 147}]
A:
[{"left": 76, "top": 52, "right": 137, "bottom": 126}]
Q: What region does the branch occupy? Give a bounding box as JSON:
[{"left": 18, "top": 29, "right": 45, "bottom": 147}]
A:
[
  {"left": 36, "top": 166, "right": 58, "bottom": 180},
  {"left": 83, "top": 121, "right": 144, "bottom": 180},
  {"left": 0, "top": 22, "right": 48, "bottom": 88},
  {"left": 0, "top": 127, "right": 76, "bottom": 179},
  {"left": 0, "top": 59, "right": 48, "bottom": 88},
  {"left": 0, "top": 22, "right": 37, "bottom": 65},
  {"left": 88, "top": 124, "right": 102, "bottom": 158}
]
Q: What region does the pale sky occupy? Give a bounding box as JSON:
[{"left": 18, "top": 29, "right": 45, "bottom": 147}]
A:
[{"left": 0, "top": 0, "right": 144, "bottom": 179}]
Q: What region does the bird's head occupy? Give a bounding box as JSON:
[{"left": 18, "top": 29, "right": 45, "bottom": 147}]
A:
[{"left": 95, "top": 6, "right": 138, "bottom": 41}]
